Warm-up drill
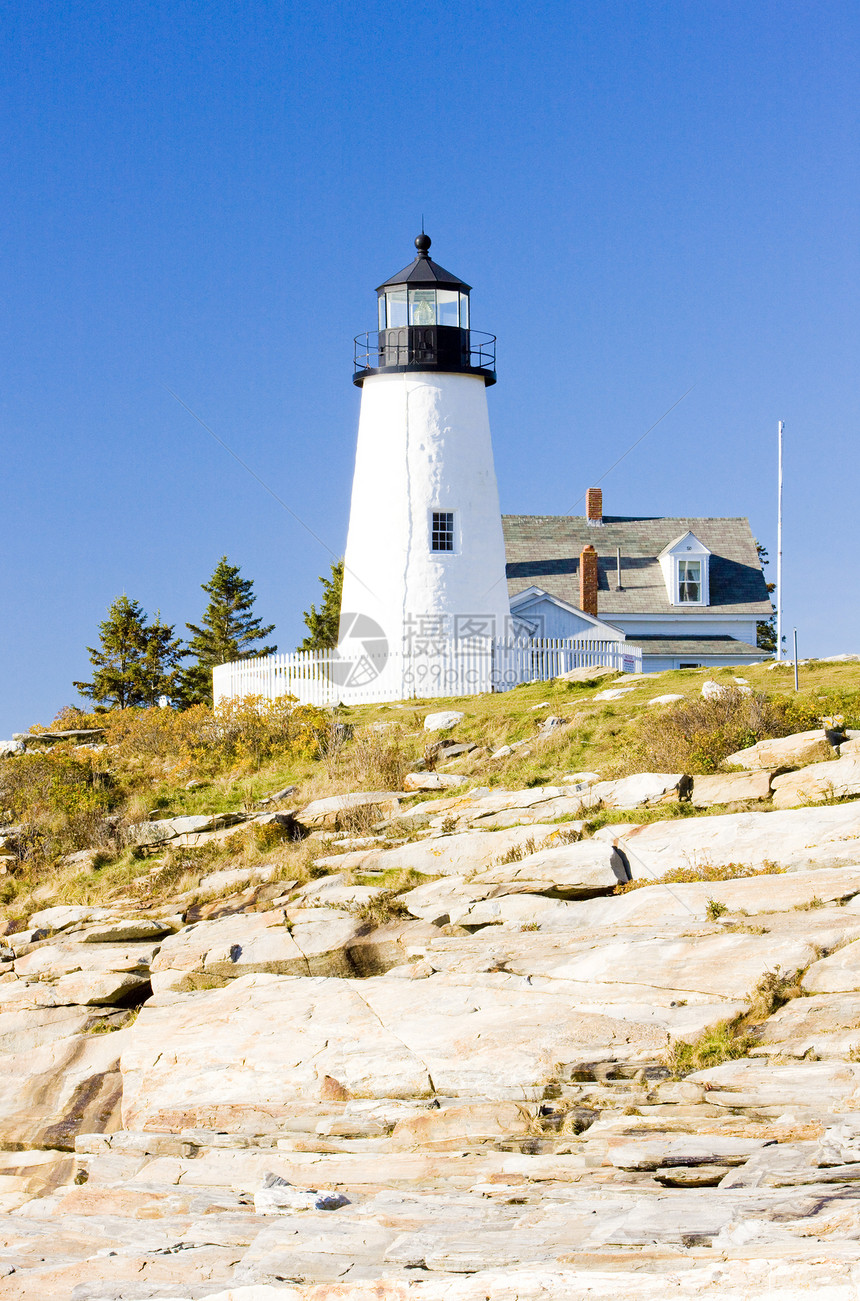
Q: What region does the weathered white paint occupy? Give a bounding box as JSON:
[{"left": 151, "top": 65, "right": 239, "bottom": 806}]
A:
[{"left": 339, "top": 372, "right": 511, "bottom": 671}]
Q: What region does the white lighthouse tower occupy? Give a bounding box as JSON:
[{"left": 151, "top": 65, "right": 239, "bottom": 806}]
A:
[{"left": 338, "top": 234, "right": 510, "bottom": 698}]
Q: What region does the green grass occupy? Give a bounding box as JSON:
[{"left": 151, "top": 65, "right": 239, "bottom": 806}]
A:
[{"left": 665, "top": 1019, "right": 756, "bottom": 1074}]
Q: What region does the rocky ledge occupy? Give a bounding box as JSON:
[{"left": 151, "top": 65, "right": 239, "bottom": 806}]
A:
[{"left": 3, "top": 743, "right": 860, "bottom": 1295}]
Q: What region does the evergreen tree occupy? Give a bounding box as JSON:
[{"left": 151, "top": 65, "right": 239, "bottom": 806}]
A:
[
  {"left": 755, "top": 541, "right": 778, "bottom": 653},
  {"left": 181, "top": 557, "right": 277, "bottom": 705},
  {"left": 300, "top": 559, "right": 343, "bottom": 650},
  {"left": 74, "top": 596, "right": 185, "bottom": 709}
]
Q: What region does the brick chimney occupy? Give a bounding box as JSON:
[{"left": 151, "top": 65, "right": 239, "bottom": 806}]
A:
[
  {"left": 586, "top": 487, "right": 603, "bottom": 525},
  {"left": 580, "top": 544, "right": 598, "bottom": 617}
]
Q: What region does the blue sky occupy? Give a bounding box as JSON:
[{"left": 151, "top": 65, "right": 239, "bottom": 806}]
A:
[{"left": 2, "top": 0, "right": 858, "bottom": 733}]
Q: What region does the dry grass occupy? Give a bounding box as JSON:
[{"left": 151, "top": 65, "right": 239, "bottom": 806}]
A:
[
  {"left": 665, "top": 1019, "right": 756, "bottom": 1075},
  {"left": 634, "top": 688, "right": 820, "bottom": 774},
  {"left": 350, "top": 890, "right": 411, "bottom": 927},
  {"left": 747, "top": 966, "right": 805, "bottom": 1020},
  {"left": 616, "top": 860, "right": 784, "bottom": 893}
]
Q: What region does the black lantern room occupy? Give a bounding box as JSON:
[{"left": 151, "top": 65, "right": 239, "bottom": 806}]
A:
[{"left": 353, "top": 235, "right": 496, "bottom": 386}]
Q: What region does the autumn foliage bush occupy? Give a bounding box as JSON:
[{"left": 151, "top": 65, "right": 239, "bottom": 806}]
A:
[
  {"left": 1, "top": 696, "right": 328, "bottom": 866},
  {"left": 51, "top": 696, "right": 327, "bottom": 776},
  {"left": 0, "top": 750, "right": 113, "bottom": 863},
  {"left": 634, "top": 688, "right": 821, "bottom": 774}
]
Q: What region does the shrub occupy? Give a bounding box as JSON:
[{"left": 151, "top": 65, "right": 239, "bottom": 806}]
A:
[
  {"left": 0, "top": 751, "right": 113, "bottom": 863},
  {"left": 634, "top": 688, "right": 820, "bottom": 774},
  {"left": 706, "top": 898, "right": 728, "bottom": 920},
  {"left": 616, "top": 860, "right": 783, "bottom": 893},
  {"left": 665, "top": 1019, "right": 756, "bottom": 1074},
  {"left": 332, "top": 724, "right": 414, "bottom": 793},
  {"left": 185, "top": 696, "right": 327, "bottom": 773},
  {"left": 351, "top": 890, "right": 411, "bottom": 927},
  {"left": 747, "top": 966, "right": 804, "bottom": 1020}
]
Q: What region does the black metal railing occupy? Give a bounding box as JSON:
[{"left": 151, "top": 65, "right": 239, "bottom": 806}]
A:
[{"left": 353, "top": 328, "right": 496, "bottom": 377}]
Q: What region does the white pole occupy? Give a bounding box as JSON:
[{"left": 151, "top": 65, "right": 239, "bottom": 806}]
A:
[{"left": 776, "top": 421, "right": 784, "bottom": 660}]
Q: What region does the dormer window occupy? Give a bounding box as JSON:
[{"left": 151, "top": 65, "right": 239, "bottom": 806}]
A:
[
  {"left": 678, "top": 558, "right": 701, "bottom": 602},
  {"left": 658, "top": 530, "right": 711, "bottom": 606}
]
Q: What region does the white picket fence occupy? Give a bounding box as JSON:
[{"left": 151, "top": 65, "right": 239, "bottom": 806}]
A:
[{"left": 213, "top": 637, "right": 642, "bottom": 708}]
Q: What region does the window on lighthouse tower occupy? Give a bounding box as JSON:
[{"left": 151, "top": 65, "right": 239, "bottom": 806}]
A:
[{"left": 431, "top": 511, "right": 455, "bottom": 553}]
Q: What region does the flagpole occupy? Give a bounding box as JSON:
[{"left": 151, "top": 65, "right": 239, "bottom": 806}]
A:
[{"left": 777, "top": 421, "right": 784, "bottom": 660}]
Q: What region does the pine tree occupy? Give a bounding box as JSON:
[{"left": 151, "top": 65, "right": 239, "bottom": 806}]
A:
[
  {"left": 181, "top": 558, "right": 277, "bottom": 705},
  {"left": 300, "top": 559, "right": 343, "bottom": 650},
  {"left": 74, "top": 596, "right": 185, "bottom": 709},
  {"left": 755, "top": 541, "right": 778, "bottom": 653}
]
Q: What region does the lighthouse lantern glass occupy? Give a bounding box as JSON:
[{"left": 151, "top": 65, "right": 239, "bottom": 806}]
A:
[
  {"left": 383, "top": 289, "right": 407, "bottom": 328},
  {"left": 379, "top": 286, "right": 471, "bottom": 330},
  {"left": 409, "top": 289, "right": 436, "bottom": 326},
  {"left": 436, "top": 289, "right": 459, "bottom": 326}
]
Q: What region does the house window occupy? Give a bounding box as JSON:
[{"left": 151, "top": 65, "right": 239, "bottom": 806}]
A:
[
  {"left": 431, "top": 511, "right": 455, "bottom": 553},
  {"left": 678, "top": 559, "right": 701, "bottom": 602}
]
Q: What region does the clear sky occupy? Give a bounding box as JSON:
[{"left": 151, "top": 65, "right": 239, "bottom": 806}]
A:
[{"left": 2, "top": 0, "right": 858, "bottom": 734}]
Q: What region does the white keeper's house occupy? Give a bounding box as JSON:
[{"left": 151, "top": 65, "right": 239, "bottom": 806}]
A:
[{"left": 505, "top": 488, "right": 773, "bottom": 672}]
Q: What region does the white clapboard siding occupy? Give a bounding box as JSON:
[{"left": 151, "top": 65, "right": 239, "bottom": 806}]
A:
[{"left": 213, "top": 638, "right": 642, "bottom": 707}]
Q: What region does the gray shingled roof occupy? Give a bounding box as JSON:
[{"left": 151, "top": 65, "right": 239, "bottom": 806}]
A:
[
  {"left": 632, "top": 636, "right": 763, "bottom": 656},
  {"left": 503, "top": 516, "right": 773, "bottom": 617}
]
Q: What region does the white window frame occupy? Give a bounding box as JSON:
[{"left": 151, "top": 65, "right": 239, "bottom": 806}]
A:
[
  {"left": 677, "top": 557, "right": 704, "bottom": 604},
  {"left": 430, "top": 509, "right": 457, "bottom": 554}
]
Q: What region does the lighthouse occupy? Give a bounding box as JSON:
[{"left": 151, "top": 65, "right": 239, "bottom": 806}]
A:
[{"left": 338, "top": 235, "right": 511, "bottom": 698}]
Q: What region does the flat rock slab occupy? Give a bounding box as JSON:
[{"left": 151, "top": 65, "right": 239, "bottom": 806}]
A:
[
  {"left": 52, "top": 970, "right": 150, "bottom": 1006},
  {"left": 514, "top": 929, "right": 817, "bottom": 1001},
  {"left": 608, "top": 1135, "right": 773, "bottom": 1170},
  {"left": 129, "top": 813, "right": 245, "bottom": 846},
  {"left": 150, "top": 912, "right": 304, "bottom": 991},
  {"left": 654, "top": 1164, "right": 730, "bottom": 1186},
  {"left": 772, "top": 756, "right": 860, "bottom": 809},
  {"left": 726, "top": 729, "right": 837, "bottom": 770},
  {"left": 13, "top": 940, "right": 160, "bottom": 978},
  {"left": 757, "top": 991, "right": 860, "bottom": 1054},
  {"left": 27, "top": 905, "right": 111, "bottom": 933},
  {"left": 452, "top": 893, "right": 584, "bottom": 929},
  {"left": 403, "top": 773, "right": 469, "bottom": 791},
  {"left": 566, "top": 865, "right": 860, "bottom": 928},
  {"left": 315, "top": 823, "right": 572, "bottom": 877},
  {"left": 690, "top": 770, "right": 775, "bottom": 807},
  {"left": 470, "top": 841, "right": 626, "bottom": 898},
  {"left": 690, "top": 1058, "right": 860, "bottom": 1108},
  {"left": 556, "top": 664, "right": 616, "bottom": 683},
  {"left": 587, "top": 773, "right": 685, "bottom": 809},
  {"left": 119, "top": 971, "right": 681, "bottom": 1130},
  {"left": 0, "top": 1027, "right": 128, "bottom": 1147},
  {"left": 297, "top": 792, "right": 409, "bottom": 831},
  {"left": 197, "top": 864, "right": 279, "bottom": 894},
  {"left": 0, "top": 1006, "right": 122, "bottom": 1055},
  {"left": 618, "top": 802, "right": 860, "bottom": 877},
  {"left": 80, "top": 918, "right": 175, "bottom": 943},
  {"left": 804, "top": 939, "right": 860, "bottom": 994}
]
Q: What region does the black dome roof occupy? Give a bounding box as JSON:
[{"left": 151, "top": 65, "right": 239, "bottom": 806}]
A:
[{"left": 376, "top": 235, "right": 471, "bottom": 294}]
